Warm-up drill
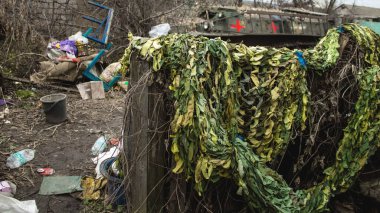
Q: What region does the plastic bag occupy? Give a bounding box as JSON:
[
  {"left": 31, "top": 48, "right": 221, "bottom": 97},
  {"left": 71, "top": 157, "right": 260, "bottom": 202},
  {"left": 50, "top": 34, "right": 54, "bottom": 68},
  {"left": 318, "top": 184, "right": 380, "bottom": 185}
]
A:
[
  {"left": 92, "top": 147, "right": 120, "bottom": 179},
  {"left": 0, "top": 181, "right": 17, "bottom": 198},
  {"left": 68, "top": 31, "right": 89, "bottom": 44},
  {"left": 91, "top": 136, "right": 107, "bottom": 155},
  {"left": 0, "top": 194, "right": 38, "bottom": 213},
  {"left": 99, "top": 62, "right": 121, "bottom": 82},
  {"left": 149, "top": 23, "right": 171, "bottom": 38}
]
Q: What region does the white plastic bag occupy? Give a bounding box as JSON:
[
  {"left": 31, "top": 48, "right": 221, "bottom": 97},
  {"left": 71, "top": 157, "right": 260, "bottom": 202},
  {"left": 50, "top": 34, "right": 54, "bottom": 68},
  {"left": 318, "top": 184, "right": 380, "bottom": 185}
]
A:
[
  {"left": 68, "top": 31, "right": 89, "bottom": 44},
  {"left": 92, "top": 147, "right": 120, "bottom": 179},
  {"left": 149, "top": 23, "right": 171, "bottom": 38},
  {"left": 0, "top": 194, "right": 38, "bottom": 213}
]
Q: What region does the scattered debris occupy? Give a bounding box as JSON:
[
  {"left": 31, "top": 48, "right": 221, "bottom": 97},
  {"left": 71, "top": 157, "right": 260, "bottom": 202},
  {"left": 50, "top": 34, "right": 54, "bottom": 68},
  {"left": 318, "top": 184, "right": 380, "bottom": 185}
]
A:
[
  {"left": 149, "top": 23, "right": 171, "bottom": 38},
  {"left": 110, "top": 160, "right": 121, "bottom": 177},
  {"left": 36, "top": 168, "right": 55, "bottom": 176},
  {"left": 80, "top": 177, "right": 107, "bottom": 200},
  {"left": 47, "top": 31, "right": 89, "bottom": 60},
  {"left": 30, "top": 55, "right": 97, "bottom": 83},
  {"left": 0, "top": 194, "right": 38, "bottom": 213},
  {"left": 0, "top": 99, "right": 12, "bottom": 106},
  {"left": 92, "top": 147, "right": 120, "bottom": 179},
  {"left": 100, "top": 157, "right": 126, "bottom": 207},
  {"left": 6, "top": 149, "right": 35, "bottom": 169},
  {"left": 91, "top": 136, "right": 107, "bottom": 156},
  {"left": 109, "top": 138, "right": 120, "bottom": 146},
  {"left": 117, "top": 81, "right": 129, "bottom": 92},
  {"left": 0, "top": 107, "right": 9, "bottom": 119},
  {"left": 0, "top": 180, "right": 17, "bottom": 198},
  {"left": 39, "top": 176, "right": 82, "bottom": 195},
  {"left": 100, "top": 62, "right": 121, "bottom": 82},
  {"left": 77, "top": 81, "right": 105, "bottom": 100}
]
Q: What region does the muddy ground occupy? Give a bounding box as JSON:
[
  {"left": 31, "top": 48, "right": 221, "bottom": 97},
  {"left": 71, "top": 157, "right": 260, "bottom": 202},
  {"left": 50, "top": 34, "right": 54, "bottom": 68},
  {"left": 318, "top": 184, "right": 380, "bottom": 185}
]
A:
[{"left": 0, "top": 80, "right": 125, "bottom": 212}]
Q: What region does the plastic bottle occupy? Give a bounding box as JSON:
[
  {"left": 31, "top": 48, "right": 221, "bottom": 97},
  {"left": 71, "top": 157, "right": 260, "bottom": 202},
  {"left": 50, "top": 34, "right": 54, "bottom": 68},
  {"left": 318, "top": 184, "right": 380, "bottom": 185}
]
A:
[
  {"left": 91, "top": 136, "right": 107, "bottom": 155},
  {"left": 6, "top": 149, "right": 35, "bottom": 169}
]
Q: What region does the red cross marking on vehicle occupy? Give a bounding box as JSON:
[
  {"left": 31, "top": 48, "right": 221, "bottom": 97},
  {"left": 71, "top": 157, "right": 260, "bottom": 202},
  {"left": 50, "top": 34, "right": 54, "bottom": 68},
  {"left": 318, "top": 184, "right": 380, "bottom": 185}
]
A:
[
  {"left": 231, "top": 19, "right": 245, "bottom": 32},
  {"left": 271, "top": 21, "right": 279, "bottom": 33}
]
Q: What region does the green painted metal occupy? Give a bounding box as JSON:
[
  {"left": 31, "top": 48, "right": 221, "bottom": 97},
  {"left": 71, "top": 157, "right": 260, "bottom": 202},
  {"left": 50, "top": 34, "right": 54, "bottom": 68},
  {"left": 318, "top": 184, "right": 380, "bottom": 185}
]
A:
[{"left": 195, "top": 7, "right": 328, "bottom": 36}]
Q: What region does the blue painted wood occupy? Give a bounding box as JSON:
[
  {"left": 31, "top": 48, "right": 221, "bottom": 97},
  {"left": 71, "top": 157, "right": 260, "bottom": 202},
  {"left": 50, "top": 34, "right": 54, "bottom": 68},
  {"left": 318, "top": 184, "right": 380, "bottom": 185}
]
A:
[
  {"left": 83, "top": 28, "right": 93, "bottom": 37},
  {"left": 83, "top": 16, "right": 102, "bottom": 24},
  {"left": 82, "top": 1, "right": 113, "bottom": 45},
  {"left": 81, "top": 1, "right": 118, "bottom": 91},
  {"left": 88, "top": 1, "right": 110, "bottom": 10}
]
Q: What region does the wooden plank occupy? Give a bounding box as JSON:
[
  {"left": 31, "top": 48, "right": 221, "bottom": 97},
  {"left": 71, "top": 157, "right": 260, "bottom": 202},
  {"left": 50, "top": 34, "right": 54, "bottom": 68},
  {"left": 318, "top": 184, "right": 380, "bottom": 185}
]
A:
[
  {"left": 125, "top": 55, "right": 149, "bottom": 213},
  {"left": 147, "top": 83, "right": 168, "bottom": 212},
  {"left": 4, "top": 76, "right": 79, "bottom": 93},
  {"left": 90, "top": 81, "right": 105, "bottom": 99},
  {"left": 124, "top": 54, "right": 168, "bottom": 212}
]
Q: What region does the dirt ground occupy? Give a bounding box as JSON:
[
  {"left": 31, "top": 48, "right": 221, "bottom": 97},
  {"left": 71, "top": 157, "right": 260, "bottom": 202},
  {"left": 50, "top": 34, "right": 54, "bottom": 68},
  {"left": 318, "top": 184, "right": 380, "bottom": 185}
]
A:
[{"left": 0, "top": 80, "right": 125, "bottom": 213}]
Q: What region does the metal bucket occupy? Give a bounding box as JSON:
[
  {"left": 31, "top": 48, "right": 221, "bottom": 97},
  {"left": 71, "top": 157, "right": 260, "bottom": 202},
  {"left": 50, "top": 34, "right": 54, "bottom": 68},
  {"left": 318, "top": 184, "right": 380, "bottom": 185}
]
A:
[{"left": 40, "top": 93, "right": 67, "bottom": 124}]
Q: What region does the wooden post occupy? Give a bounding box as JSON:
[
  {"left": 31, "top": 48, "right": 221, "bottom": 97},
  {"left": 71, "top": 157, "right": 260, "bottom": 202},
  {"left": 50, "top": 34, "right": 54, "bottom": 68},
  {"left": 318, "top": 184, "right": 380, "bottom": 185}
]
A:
[{"left": 124, "top": 54, "right": 168, "bottom": 213}]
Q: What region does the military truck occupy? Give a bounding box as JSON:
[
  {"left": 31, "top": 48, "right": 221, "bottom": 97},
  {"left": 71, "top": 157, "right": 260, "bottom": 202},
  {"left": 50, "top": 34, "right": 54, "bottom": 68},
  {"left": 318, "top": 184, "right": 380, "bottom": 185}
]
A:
[{"left": 193, "top": 6, "right": 329, "bottom": 47}]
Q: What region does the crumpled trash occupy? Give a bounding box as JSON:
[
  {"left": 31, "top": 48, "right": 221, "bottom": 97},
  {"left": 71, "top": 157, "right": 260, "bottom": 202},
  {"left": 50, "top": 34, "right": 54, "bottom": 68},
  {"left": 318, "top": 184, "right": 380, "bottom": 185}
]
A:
[
  {"left": 117, "top": 81, "right": 129, "bottom": 92},
  {"left": 31, "top": 54, "right": 98, "bottom": 84},
  {"left": 91, "top": 136, "right": 107, "bottom": 156},
  {"left": 111, "top": 160, "right": 121, "bottom": 177},
  {"left": 49, "top": 40, "right": 78, "bottom": 58},
  {"left": 0, "top": 99, "right": 12, "bottom": 106},
  {"left": 0, "top": 181, "right": 17, "bottom": 198},
  {"left": 149, "top": 23, "right": 171, "bottom": 38},
  {"left": 92, "top": 147, "right": 120, "bottom": 179},
  {"left": 68, "top": 31, "right": 89, "bottom": 44},
  {"left": 100, "top": 62, "right": 121, "bottom": 82},
  {"left": 80, "top": 176, "right": 107, "bottom": 200},
  {"left": 47, "top": 32, "right": 89, "bottom": 61},
  {"left": 109, "top": 138, "right": 120, "bottom": 146},
  {"left": 0, "top": 194, "right": 38, "bottom": 213},
  {"left": 46, "top": 48, "right": 66, "bottom": 61},
  {"left": 0, "top": 107, "right": 9, "bottom": 119},
  {"left": 39, "top": 176, "right": 82, "bottom": 195}
]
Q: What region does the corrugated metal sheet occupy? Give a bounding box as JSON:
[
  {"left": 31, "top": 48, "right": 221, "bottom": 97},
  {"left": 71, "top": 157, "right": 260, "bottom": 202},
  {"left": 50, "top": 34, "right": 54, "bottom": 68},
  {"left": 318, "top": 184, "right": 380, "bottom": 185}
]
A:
[{"left": 360, "top": 21, "right": 380, "bottom": 35}]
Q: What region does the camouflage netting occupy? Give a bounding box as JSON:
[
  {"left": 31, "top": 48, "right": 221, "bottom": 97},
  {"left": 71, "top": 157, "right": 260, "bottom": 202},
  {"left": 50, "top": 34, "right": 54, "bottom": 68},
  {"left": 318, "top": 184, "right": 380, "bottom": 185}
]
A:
[{"left": 120, "top": 24, "right": 380, "bottom": 212}]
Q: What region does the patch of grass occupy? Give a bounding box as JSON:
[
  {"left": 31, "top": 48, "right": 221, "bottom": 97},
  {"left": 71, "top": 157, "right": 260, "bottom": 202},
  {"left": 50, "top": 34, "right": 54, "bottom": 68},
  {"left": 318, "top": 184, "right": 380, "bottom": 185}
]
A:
[
  {"left": 15, "top": 89, "right": 36, "bottom": 99},
  {"left": 81, "top": 199, "right": 126, "bottom": 213}
]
